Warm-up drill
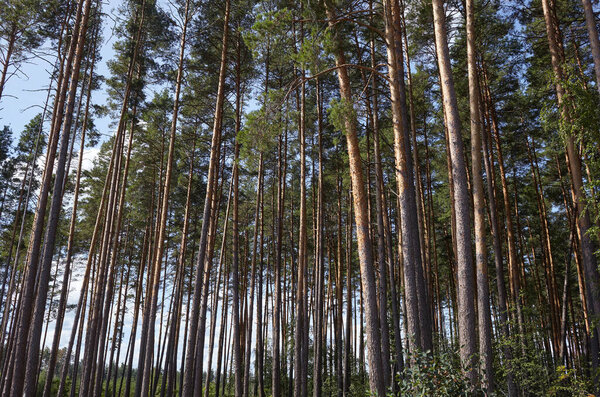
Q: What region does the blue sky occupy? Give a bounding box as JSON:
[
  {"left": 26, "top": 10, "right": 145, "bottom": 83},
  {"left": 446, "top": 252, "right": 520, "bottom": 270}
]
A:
[{"left": 0, "top": 0, "right": 118, "bottom": 143}]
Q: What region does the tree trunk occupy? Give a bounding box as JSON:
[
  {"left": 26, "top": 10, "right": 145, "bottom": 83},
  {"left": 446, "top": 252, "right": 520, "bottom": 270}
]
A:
[
  {"left": 293, "top": 53, "right": 308, "bottom": 397},
  {"left": 182, "top": 0, "right": 230, "bottom": 393},
  {"left": 384, "top": 0, "right": 432, "bottom": 355},
  {"left": 231, "top": 26, "right": 244, "bottom": 397},
  {"left": 541, "top": 0, "right": 600, "bottom": 375},
  {"left": 42, "top": 21, "right": 99, "bottom": 395},
  {"left": 466, "top": 0, "right": 493, "bottom": 390},
  {"left": 324, "top": 2, "right": 385, "bottom": 394},
  {"left": 20, "top": 0, "right": 94, "bottom": 393},
  {"left": 580, "top": 0, "right": 600, "bottom": 97},
  {"left": 526, "top": 136, "right": 560, "bottom": 354},
  {"left": 0, "top": 24, "right": 17, "bottom": 102},
  {"left": 272, "top": 82, "right": 286, "bottom": 397},
  {"left": 140, "top": 0, "right": 190, "bottom": 393},
  {"left": 7, "top": 0, "right": 90, "bottom": 393},
  {"left": 343, "top": 188, "right": 352, "bottom": 397},
  {"left": 480, "top": 83, "right": 518, "bottom": 396},
  {"left": 313, "top": 78, "right": 325, "bottom": 397},
  {"left": 432, "top": 0, "right": 477, "bottom": 384},
  {"left": 244, "top": 155, "right": 264, "bottom": 396}
]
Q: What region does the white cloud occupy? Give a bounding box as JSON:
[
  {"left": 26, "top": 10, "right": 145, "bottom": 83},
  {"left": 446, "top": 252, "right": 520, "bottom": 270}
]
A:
[{"left": 81, "top": 146, "right": 100, "bottom": 172}]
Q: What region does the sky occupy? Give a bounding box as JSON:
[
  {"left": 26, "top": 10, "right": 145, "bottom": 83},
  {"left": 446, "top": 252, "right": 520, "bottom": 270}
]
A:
[{"left": 0, "top": 0, "right": 118, "bottom": 148}]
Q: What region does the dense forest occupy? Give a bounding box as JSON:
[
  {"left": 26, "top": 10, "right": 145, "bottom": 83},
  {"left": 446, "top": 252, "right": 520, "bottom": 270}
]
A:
[{"left": 1, "top": 0, "right": 600, "bottom": 395}]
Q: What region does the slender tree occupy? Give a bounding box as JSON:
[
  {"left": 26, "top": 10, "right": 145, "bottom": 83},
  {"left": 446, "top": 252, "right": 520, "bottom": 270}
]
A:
[
  {"left": 541, "top": 0, "right": 600, "bottom": 375},
  {"left": 324, "top": 1, "right": 385, "bottom": 394},
  {"left": 432, "top": 0, "right": 477, "bottom": 384},
  {"left": 182, "top": 0, "right": 230, "bottom": 393},
  {"left": 466, "top": 0, "right": 493, "bottom": 390}
]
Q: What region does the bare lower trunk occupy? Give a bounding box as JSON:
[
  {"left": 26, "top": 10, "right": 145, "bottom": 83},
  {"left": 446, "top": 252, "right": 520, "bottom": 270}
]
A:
[
  {"left": 42, "top": 24, "right": 98, "bottom": 395},
  {"left": 466, "top": 0, "right": 493, "bottom": 390},
  {"left": 541, "top": 0, "right": 600, "bottom": 376},
  {"left": 8, "top": 0, "right": 91, "bottom": 393},
  {"left": 312, "top": 78, "right": 325, "bottom": 397},
  {"left": 432, "top": 0, "right": 477, "bottom": 384},
  {"left": 480, "top": 89, "right": 518, "bottom": 397},
  {"left": 181, "top": 0, "right": 230, "bottom": 393},
  {"left": 21, "top": 0, "right": 94, "bottom": 393},
  {"left": 385, "top": 0, "right": 432, "bottom": 355},
  {"left": 140, "top": 1, "right": 190, "bottom": 393},
  {"left": 231, "top": 28, "right": 244, "bottom": 396},
  {"left": 293, "top": 61, "right": 308, "bottom": 397},
  {"left": 324, "top": 2, "right": 385, "bottom": 394}
]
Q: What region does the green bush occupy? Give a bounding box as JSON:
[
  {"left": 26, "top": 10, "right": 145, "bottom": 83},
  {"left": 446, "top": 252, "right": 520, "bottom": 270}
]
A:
[{"left": 397, "top": 349, "right": 482, "bottom": 396}]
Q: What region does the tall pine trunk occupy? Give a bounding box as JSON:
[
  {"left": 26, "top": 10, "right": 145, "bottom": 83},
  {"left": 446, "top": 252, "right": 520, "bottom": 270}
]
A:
[
  {"left": 324, "top": 1, "right": 385, "bottom": 394},
  {"left": 384, "top": 0, "right": 432, "bottom": 355},
  {"left": 432, "top": 0, "right": 477, "bottom": 384},
  {"left": 182, "top": 0, "right": 230, "bottom": 393},
  {"left": 466, "top": 0, "right": 493, "bottom": 390},
  {"left": 541, "top": 0, "right": 600, "bottom": 375}
]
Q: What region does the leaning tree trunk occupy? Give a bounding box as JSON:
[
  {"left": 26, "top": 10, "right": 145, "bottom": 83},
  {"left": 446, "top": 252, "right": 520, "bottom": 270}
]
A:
[
  {"left": 80, "top": 6, "right": 146, "bottom": 390},
  {"left": 42, "top": 21, "right": 99, "bottom": 396},
  {"left": 182, "top": 0, "right": 230, "bottom": 394},
  {"left": 324, "top": 1, "right": 385, "bottom": 395},
  {"left": 8, "top": 0, "right": 91, "bottom": 393},
  {"left": 0, "top": 24, "right": 17, "bottom": 103},
  {"left": 140, "top": 0, "right": 190, "bottom": 393},
  {"left": 541, "top": 0, "right": 600, "bottom": 376},
  {"left": 20, "top": 0, "right": 94, "bottom": 394}
]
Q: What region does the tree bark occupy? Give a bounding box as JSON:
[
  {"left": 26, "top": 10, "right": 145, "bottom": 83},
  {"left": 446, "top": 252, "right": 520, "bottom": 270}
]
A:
[
  {"left": 182, "top": 0, "right": 230, "bottom": 393},
  {"left": 42, "top": 21, "right": 99, "bottom": 396},
  {"left": 140, "top": 0, "right": 190, "bottom": 393},
  {"left": 541, "top": 0, "right": 600, "bottom": 375},
  {"left": 432, "top": 0, "right": 477, "bottom": 384},
  {"left": 480, "top": 83, "right": 518, "bottom": 396},
  {"left": 466, "top": 0, "right": 493, "bottom": 390},
  {"left": 324, "top": 2, "right": 385, "bottom": 394},
  {"left": 580, "top": 0, "right": 600, "bottom": 97},
  {"left": 20, "top": 0, "right": 94, "bottom": 393},
  {"left": 385, "top": 0, "right": 432, "bottom": 355},
  {"left": 243, "top": 154, "right": 263, "bottom": 396},
  {"left": 293, "top": 48, "right": 308, "bottom": 397},
  {"left": 313, "top": 78, "right": 325, "bottom": 397},
  {"left": 231, "top": 26, "right": 244, "bottom": 397}
]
